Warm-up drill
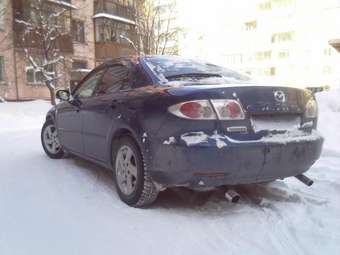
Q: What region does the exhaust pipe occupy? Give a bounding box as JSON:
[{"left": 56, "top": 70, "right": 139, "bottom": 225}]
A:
[
  {"left": 225, "top": 189, "right": 240, "bottom": 203},
  {"left": 295, "top": 174, "right": 314, "bottom": 186}
]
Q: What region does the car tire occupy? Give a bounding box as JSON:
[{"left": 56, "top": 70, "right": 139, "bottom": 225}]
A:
[
  {"left": 112, "top": 136, "right": 159, "bottom": 207},
  {"left": 41, "top": 120, "right": 65, "bottom": 159}
]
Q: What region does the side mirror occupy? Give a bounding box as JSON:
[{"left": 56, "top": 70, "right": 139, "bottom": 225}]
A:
[{"left": 56, "top": 89, "right": 70, "bottom": 101}]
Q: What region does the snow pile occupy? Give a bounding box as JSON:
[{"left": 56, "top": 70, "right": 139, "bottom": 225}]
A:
[
  {"left": 163, "top": 136, "right": 176, "bottom": 145},
  {"left": 316, "top": 89, "right": 340, "bottom": 155},
  {"left": 181, "top": 131, "right": 209, "bottom": 146},
  {"left": 0, "top": 100, "right": 50, "bottom": 133},
  {"left": 180, "top": 131, "right": 228, "bottom": 148}
]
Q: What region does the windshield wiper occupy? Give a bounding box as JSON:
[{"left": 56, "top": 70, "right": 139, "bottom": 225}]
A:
[{"left": 165, "top": 73, "right": 222, "bottom": 80}]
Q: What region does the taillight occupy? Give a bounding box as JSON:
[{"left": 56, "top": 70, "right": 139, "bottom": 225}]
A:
[
  {"left": 168, "top": 99, "right": 246, "bottom": 120},
  {"left": 168, "top": 100, "right": 216, "bottom": 120},
  {"left": 305, "top": 98, "right": 318, "bottom": 118},
  {"left": 211, "top": 99, "right": 245, "bottom": 120}
]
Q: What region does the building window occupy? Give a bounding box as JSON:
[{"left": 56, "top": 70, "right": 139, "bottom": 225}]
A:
[
  {"left": 323, "top": 65, "right": 332, "bottom": 75},
  {"left": 72, "top": 60, "right": 88, "bottom": 70},
  {"left": 0, "top": 56, "right": 4, "bottom": 81},
  {"left": 324, "top": 48, "right": 332, "bottom": 56},
  {"left": 258, "top": 1, "right": 272, "bottom": 10},
  {"left": 258, "top": 67, "right": 276, "bottom": 76},
  {"left": 256, "top": 51, "right": 271, "bottom": 61},
  {"left": 95, "top": 18, "right": 135, "bottom": 44},
  {"left": 72, "top": 20, "right": 85, "bottom": 43},
  {"left": 271, "top": 31, "right": 294, "bottom": 43},
  {"left": 270, "top": 67, "right": 276, "bottom": 76},
  {"left": 278, "top": 50, "right": 290, "bottom": 59},
  {"left": 245, "top": 20, "right": 257, "bottom": 31},
  {"left": 26, "top": 58, "right": 54, "bottom": 84},
  {"left": 26, "top": 67, "right": 44, "bottom": 84}
]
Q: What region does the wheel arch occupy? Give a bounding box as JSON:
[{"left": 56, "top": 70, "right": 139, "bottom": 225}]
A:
[
  {"left": 109, "top": 127, "right": 141, "bottom": 168},
  {"left": 46, "top": 109, "right": 57, "bottom": 123}
]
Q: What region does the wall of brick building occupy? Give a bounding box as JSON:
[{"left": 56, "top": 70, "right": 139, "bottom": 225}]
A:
[
  {"left": 14, "top": 50, "right": 51, "bottom": 100},
  {"left": 0, "top": 0, "right": 137, "bottom": 101},
  {"left": 0, "top": 0, "right": 96, "bottom": 101},
  {"left": 72, "top": 0, "right": 96, "bottom": 70}
]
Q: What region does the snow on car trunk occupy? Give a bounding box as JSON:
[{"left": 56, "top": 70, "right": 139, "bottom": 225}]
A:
[{"left": 0, "top": 91, "right": 339, "bottom": 255}]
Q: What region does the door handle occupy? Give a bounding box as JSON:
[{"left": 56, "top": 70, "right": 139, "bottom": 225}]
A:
[
  {"left": 111, "top": 99, "right": 122, "bottom": 109},
  {"left": 111, "top": 101, "right": 118, "bottom": 109}
]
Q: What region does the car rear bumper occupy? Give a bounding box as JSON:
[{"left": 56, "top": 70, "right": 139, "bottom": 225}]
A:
[{"left": 148, "top": 131, "right": 324, "bottom": 188}]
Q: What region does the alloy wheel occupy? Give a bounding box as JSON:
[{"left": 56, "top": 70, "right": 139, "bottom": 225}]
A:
[
  {"left": 43, "top": 124, "right": 61, "bottom": 155},
  {"left": 115, "top": 145, "right": 138, "bottom": 196}
]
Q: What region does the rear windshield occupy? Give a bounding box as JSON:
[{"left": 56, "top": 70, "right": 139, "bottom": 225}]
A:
[{"left": 144, "top": 56, "right": 252, "bottom": 85}]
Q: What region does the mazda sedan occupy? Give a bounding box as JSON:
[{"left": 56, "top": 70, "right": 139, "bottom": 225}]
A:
[{"left": 41, "top": 56, "right": 324, "bottom": 207}]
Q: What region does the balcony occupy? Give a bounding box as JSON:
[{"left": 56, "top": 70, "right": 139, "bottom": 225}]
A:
[
  {"left": 95, "top": 41, "right": 135, "bottom": 61},
  {"left": 94, "top": 0, "right": 135, "bottom": 23},
  {"left": 12, "top": 0, "right": 74, "bottom": 53}
]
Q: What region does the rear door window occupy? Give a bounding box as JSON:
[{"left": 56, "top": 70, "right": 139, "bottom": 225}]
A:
[
  {"left": 74, "top": 69, "right": 105, "bottom": 99},
  {"left": 131, "top": 64, "right": 152, "bottom": 88},
  {"left": 95, "top": 65, "right": 131, "bottom": 95}
]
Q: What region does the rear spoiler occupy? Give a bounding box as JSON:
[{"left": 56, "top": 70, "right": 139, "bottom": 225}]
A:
[{"left": 306, "top": 86, "right": 330, "bottom": 94}]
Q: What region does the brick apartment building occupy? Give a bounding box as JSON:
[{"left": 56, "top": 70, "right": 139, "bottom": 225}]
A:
[{"left": 0, "top": 0, "right": 136, "bottom": 101}]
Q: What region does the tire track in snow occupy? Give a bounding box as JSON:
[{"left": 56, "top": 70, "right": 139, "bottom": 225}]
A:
[{"left": 237, "top": 184, "right": 311, "bottom": 255}]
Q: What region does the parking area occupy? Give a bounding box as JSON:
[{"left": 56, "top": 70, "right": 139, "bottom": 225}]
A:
[{"left": 0, "top": 93, "right": 339, "bottom": 255}]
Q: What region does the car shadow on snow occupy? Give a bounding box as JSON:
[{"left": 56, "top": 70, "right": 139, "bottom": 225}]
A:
[
  {"left": 62, "top": 156, "right": 320, "bottom": 212},
  {"left": 152, "top": 183, "right": 304, "bottom": 211},
  {"left": 67, "top": 156, "right": 119, "bottom": 198}
]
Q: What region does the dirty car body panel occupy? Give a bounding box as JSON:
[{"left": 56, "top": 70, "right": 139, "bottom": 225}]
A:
[{"left": 47, "top": 56, "right": 324, "bottom": 189}]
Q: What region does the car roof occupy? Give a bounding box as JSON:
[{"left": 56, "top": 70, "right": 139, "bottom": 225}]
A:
[{"left": 94, "top": 55, "right": 190, "bottom": 71}]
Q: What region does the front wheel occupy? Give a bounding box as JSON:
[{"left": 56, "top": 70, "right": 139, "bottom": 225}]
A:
[
  {"left": 113, "top": 136, "right": 159, "bottom": 207},
  {"left": 41, "top": 120, "right": 64, "bottom": 159}
]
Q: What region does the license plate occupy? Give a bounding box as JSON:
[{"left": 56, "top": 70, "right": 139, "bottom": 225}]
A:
[{"left": 251, "top": 116, "right": 301, "bottom": 133}]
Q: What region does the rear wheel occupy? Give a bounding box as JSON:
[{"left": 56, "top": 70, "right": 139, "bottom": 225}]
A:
[
  {"left": 113, "top": 136, "right": 159, "bottom": 207},
  {"left": 41, "top": 120, "right": 64, "bottom": 159}
]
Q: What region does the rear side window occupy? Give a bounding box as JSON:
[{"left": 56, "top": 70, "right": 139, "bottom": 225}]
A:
[
  {"left": 132, "top": 64, "right": 152, "bottom": 88},
  {"left": 75, "top": 69, "right": 105, "bottom": 99},
  {"left": 96, "top": 65, "right": 130, "bottom": 94}
]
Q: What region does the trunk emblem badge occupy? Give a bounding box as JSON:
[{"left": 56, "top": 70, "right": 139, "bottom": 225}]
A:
[{"left": 274, "top": 90, "right": 286, "bottom": 103}]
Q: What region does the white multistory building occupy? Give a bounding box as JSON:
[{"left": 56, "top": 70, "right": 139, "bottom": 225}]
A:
[{"left": 179, "top": 0, "right": 340, "bottom": 88}]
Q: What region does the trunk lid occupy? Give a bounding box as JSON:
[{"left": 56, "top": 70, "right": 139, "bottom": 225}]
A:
[
  {"left": 167, "top": 84, "right": 310, "bottom": 116},
  {"left": 166, "top": 83, "right": 313, "bottom": 137}
]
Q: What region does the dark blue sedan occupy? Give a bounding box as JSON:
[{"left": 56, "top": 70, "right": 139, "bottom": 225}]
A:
[{"left": 41, "top": 56, "right": 324, "bottom": 207}]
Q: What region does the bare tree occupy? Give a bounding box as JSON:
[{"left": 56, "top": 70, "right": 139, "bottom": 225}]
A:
[
  {"left": 135, "top": 0, "right": 182, "bottom": 55},
  {"left": 14, "top": 0, "right": 73, "bottom": 105}
]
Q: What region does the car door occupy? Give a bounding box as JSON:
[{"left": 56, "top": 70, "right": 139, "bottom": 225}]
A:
[
  {"left": 56, "top": 69, "right": 105, "bottom": 154},
  {"left": 81, "top": 64, "right": 132, "bottom": 161}
]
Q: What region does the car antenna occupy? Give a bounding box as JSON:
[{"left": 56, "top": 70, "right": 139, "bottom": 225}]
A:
[{"left": 119, "top": 35, "right": 142, "bottom": 56}]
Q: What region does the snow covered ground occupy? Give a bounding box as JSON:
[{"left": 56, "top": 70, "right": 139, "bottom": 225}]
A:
[{"left": 0, "top": 91, "right": 339, "bottom": 255}]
